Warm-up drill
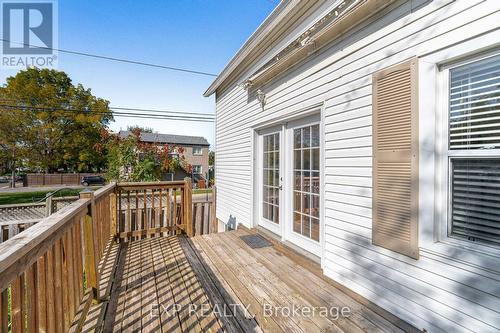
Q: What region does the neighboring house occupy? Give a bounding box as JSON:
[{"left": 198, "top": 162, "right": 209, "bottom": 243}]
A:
[
  {"left": 204, "top": 1, "right": 500, "bottom": 332},
  {"left": 118, "top": 131, "right": 210, "bottom": 181}
]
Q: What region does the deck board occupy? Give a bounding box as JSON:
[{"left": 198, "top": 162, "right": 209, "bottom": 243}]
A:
[
  {"left": 221, "top": 231, "right": 348, "bottom": 333},
  {"left": 121, "top": 238, "right": 143, "bottom": 332},
  {"left": 109, "top": 242, "right": 130, "bottom": 333},
  {"left": 167, "top": 236, "right": 223, "bottom": 332},
  {"left": 140, "top": 236, "right": 161, "bottom": 332},
  {"left": 226, "top": 230, "right": 392, "bottom": 333},
  {"left": 202, "top": 232, "right": 311, "bottom": 333},
  {"left": 96, "top": 229, "right": 417, "bottom": 333},
  {"left": 151, "top": 237, "right": 181, "bottom": 333}
]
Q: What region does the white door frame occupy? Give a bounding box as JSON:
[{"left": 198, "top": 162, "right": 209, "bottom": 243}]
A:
[
  {"left": 283, "top": 115, "right": 322, "bottom": 257},
  {"left": 256, "top": 125, "right": 284, "bottom": 236},
  {"left": 253, "top": 111, "right": 323, "bottom": 258}
]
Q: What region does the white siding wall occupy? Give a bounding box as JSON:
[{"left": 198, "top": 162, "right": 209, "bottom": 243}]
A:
[{"left": 215, "top": 0, "right": 500, "bottom": 331}]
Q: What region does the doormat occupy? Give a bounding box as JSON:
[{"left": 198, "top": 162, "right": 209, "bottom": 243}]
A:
[{"left": 240, "top": 234, "right": 273, "bottom": 249}]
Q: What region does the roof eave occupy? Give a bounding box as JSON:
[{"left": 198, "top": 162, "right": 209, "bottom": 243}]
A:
[
  {"left": 205, "top": 0, "right": 395, "bottom": 97},
  {"left": 203, "top": 0, "right": 297, "bottom": 97},
  {"left": 244, "top": 0, "right": 397, "bottom": 89}
]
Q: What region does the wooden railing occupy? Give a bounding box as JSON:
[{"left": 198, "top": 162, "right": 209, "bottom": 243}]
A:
[
  {"left": 0, "top": 180, "right": 216, "bottom": 333},
  {"left": 115, "top": 179, "right": 215, "bottom": 240},
  {"left": 116, "top": 180, "right": 189, "bottom": 241},
  {"left": 0, "top": 183, "right": 115, "bottom": 333},
  {"left": 0, "top": 197, "right": 79, "bottom": 243},
  {"left": 192, "top": 186, "right": 217, "bottom": 235},
  {"left": 0, "top": 220, "right": 39, "bottom": 244}
]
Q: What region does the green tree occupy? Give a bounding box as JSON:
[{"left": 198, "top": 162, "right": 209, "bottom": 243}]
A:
[
  {"left": 208, "top": 150, "right": 215, "bottom": 166},
  {"left": 0, "top": 68, "right": 112, "bottom": 174},
  {"left": 208, "top": 150, "right": 215, "bottom": 186},
  {"left": 0, "top": 107, "right": 25, "bottom": 186},
  {"left": 127, "top": 125, "right": 153, "bottom": 133}
]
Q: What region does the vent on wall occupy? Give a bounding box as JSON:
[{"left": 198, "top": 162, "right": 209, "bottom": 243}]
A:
[{"left": 372, "top": 58, "right": 419, "bottom": 259}]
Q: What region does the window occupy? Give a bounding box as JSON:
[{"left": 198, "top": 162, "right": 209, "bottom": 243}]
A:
[
  {"left": 293, "top": 124, "right": 320, "bottom": 241},
  {"left": 262, "top": 133, "right": 280, "bottom": 224},
  {"left": 192, "top": 165, "right": 202, "bottom": 174},
  {"left": 193, "top": 147, "right": 203, "bottom": 155},
  {"left": 447, "top": 53, "right": 500, "bottom": 246}
]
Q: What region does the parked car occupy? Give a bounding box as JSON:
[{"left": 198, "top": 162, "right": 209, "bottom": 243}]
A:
[
  {"left": 0, "top": 175, "right": 23, "bottom": 183},
  {"left": 81, "top": 175, "right": 106, "bottom": 186}
]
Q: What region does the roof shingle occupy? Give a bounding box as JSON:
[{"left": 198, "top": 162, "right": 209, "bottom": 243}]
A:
[{"left": 118, "top": 131, "right": 209, "bottom": 146}]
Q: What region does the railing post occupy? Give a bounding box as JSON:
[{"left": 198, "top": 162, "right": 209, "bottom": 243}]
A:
[
  {"left": 79, "top": 190, "right": 99, "bottom": 301},
  {"left": 183, "top": 178, "right": 193, "bottom": 237},
  {"left": 45, "top": 194, "right": 53, "bottom": 217},
  {"left": 211, "top": 186, "right": 217, "bottom": 234},
  {"left": 110, "top": 192, "right": 117, "bottom": 240}
]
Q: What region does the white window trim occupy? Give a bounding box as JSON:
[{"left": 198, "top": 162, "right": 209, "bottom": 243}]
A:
[
  {"left": 439, "top": 54, "right": 500, "bottom": 249},
  {"left": 419, "top": 31, "right": 500, "bottom": 263},
  {"left": 193, "top": 165, "right": 202, "bottom": 174},
  {"left": 192, "top": 147, "right": 203, "bottom": 155}
]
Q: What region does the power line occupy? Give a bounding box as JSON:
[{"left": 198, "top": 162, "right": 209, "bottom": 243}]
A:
[
  {"left": 0, "top": 104, "right": 215, "bottom": 122},
  {"left": 0, "top": 98, "right": 215, "bottom": 118},
  {"left": 0, "top": 38, "right": 218, "bottom": 77},
  {"left": 0, "top": 106, "right": 214, "bottom": 120},
  {"left": 0, "top": 98, "right": 214, "bottom": 117},
  {"left": 106, "top": 114, "right": 214, "bottom": 122},
  {"left": 110, "top": 106, "right": 212, "bottom": 117}
]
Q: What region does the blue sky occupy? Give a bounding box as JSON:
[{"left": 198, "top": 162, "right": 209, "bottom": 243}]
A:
[{"left": 0, "top": 0, "right": 278, "bottom": 147}]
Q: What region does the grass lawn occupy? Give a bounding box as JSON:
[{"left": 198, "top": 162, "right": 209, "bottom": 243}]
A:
[
  {"left": 193, "top": 188, "right": 212, "bottom": 195},
  {"left": 174, "top": 188, "right": 212, "bottom": 195},
  {"left": 0, "top": 187, "right": 209, "bottom": 205},
  {"left": 0, "top": 188, "right": 84, "bottom": 205}
]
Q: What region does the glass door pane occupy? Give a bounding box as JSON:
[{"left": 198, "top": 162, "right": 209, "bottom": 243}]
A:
[
  {"left": 293, "top": 124, "right": 320, "bottom": 241},
  {"left": 263, "top": 133, "right": 280, "bottom": 224}
]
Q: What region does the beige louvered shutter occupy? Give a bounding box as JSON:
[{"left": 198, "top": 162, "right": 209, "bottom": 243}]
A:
[{"left": 372, "top": 58, "right": 419, "bottom": 259}]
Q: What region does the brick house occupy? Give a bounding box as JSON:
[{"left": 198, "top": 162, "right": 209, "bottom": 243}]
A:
[{"left": 118, "top": 131, "right": 210, "bottom": 182}]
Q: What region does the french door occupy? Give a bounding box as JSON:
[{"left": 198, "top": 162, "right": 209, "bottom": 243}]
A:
[
  {"left": 257, "top": 116, "right": 321, "bottom": 256},
  {"left": 258, "top": 128, "right": 282, "bottom": 235}
]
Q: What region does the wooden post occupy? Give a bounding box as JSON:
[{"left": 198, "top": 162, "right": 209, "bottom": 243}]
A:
[
  {"left": 183, "top": 178, "right": 193, "bottom": 237},
  {"left": 110, "top": 192, "right": 117, "bottom": 241},
  {"left": 80, "top": 190, "right": 99, "bottom": 301},
  {"left": 211, "top": 186, "right": 217, "bottom": 234},
  {"left": 0, "top": 290, "right": 8, "bottom": 333},
  {"left": 25, "top": 264, "right": 37, "bottom": 332},
  {"left": 45, "top": 194, "right": 53, "bottom": 217}
]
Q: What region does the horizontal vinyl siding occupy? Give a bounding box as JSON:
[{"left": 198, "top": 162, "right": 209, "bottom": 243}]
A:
[{"left": 215, "top": 0, "right": 500, "bottom": 331}]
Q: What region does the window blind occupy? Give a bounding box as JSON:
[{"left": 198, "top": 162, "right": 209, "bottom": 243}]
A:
[
  {"left": 451, "top": 158, "right": 500, "bottom": 245},
  {"left": 450, "top": 54, "right": 500, "bottom": 150}
]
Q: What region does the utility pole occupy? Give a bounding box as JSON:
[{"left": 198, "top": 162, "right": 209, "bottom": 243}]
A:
[{"left": 10, "top": 150, "right": 15, "bottom": 189}]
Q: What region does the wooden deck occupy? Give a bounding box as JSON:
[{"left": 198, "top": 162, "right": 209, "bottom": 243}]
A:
[{"left": 83, "top": 228, "right": 418, "bottom": 333}]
